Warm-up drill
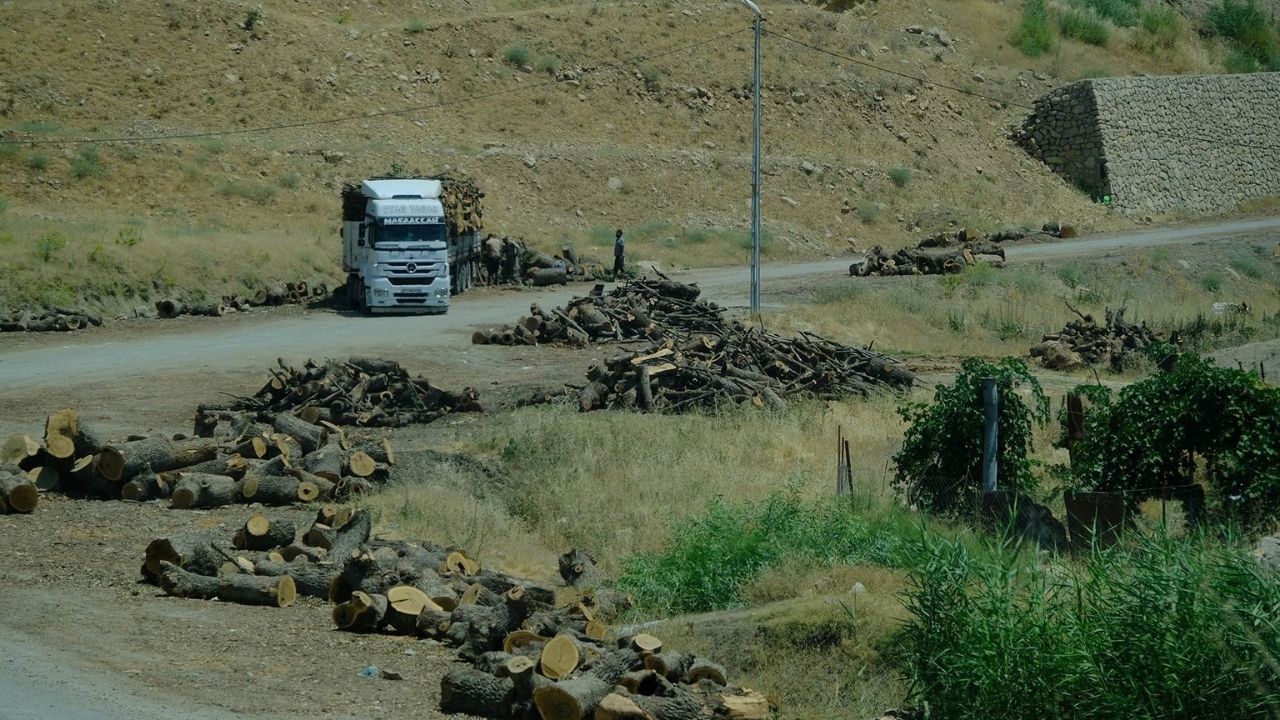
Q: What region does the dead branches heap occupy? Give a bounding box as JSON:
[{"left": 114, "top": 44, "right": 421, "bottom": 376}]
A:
[
  {"left": 0, "top": 308, "right": 103, "bottom": 333},
  {"left": 578, "top": 328, "right": 917, "bottom": 414},
  {"left": 1031, "top": 305, "right": 1161, "bottom": 372},
  {"left": 156, "top": 280, "right": 331, "bottom": 319},
  {"left": 209, "top": 357, "right": 481, "bottom": 428},
  {"left": 849, "top": 242, "right": 1007, "bottom": 277},
  {"left": 2, "top": 405, "right": 401, "bottom": 507},
  {"left": 473, "top": 279, "right": 728, "bottom": 347}
]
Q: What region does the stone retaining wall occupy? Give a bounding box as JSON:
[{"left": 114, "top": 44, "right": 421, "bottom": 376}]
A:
[{"left": 1014, "top": 73, "right": 1280, "bottom": 214}]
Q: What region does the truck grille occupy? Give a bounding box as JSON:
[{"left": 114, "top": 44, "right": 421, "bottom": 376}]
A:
[{"left": 381, "top": 260, "right": 443, "bottom": 283}]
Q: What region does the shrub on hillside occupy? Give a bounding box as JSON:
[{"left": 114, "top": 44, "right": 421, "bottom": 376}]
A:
[
  {"left": 888, "top": 165, "right": 912, "bottom": 188},
  {"left": 1210, "top": 0, "right": 1280, "bottom": 69},
  {"left": 1075, "top": 0, "right": 1141, "bottom": 26},
  {"left": 1060, "top": 7, "right": 1111, "bottom": 45},
  {"left": 901, "top": 531, "right": 1280, "bottom": 720},
  {"left": 1013, "top": 0, "right": 1055, "bottom": 56},
  {"left": 1138, "top": 5, "right": 1182, "bottom": 50},
  {"left": 893, "top": 358, "right": 1049, "bottom": 514},
  {"left": 503, "top": 45, "right": 532, "bottom": 66},
  {"left": 1059, "top": 355, "right": 1280, "bottom": 528}
]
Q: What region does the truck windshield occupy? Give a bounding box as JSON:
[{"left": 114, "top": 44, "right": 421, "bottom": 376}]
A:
[{"left": 375, "top": 223, "right": 446, "bottom": 247}]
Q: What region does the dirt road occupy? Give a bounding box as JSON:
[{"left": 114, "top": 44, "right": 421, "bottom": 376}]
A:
[{"left": 1, "top": 215, "right": 1276, "bottom": 401}]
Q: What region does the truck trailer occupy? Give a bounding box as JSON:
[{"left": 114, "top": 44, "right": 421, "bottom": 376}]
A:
[{"left": 340, "top": 176, "right": 483, "bottom": 313}]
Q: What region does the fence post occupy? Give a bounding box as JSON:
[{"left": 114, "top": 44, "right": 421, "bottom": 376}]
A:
[{"left": 981, "top": 377, "right": 999, "bottom": 494}]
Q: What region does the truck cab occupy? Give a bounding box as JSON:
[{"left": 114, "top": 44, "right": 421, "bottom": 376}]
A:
[{"left": 342, "top": 178, "right": 480, "bottom": 314}]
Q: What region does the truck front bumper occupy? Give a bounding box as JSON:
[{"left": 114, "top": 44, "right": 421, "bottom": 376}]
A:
[{"left": 366, "top": 277, "right": 450, "bottom": 314}]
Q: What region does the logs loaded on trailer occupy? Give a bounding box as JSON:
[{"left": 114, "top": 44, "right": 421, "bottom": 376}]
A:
[
  {"left": 155, "top": 281, "right": 332, "bottom": 319},
  {"left": 1031, "top": 304, "right": 1164, "bottom": 372},
  {"left": 0, "top": 308, "right": 103, "bottom": 333},
  {"left": 2, "top": 405, "right": 400, "bottom": 506},
  {"left": 200, "top": 357, "right": 481, "bottom": 428},
  {"left": 472, "top": 277, "right": 728, "bottom": 347}
]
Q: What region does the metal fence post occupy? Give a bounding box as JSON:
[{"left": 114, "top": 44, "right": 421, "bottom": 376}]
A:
[{"left": 981, "top": 377, "right": 999, "bottom": 493}]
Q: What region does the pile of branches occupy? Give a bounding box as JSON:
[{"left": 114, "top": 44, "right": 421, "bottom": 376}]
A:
[
  {"left": 2, "top": 406, "right": 397, "bottom": 506},
  {"left": 156, "top": 280, "right": 330, "bottom": 319},
  {"left": 849, "top": 242, "right": 1006, "bottom": 277},
  {"left": 142, "top": 506, "right": 374, "bottom": 608},
  {"left": 1031, "top": 305, "right": 1161, "bottom": 372},
  {"left": 0, "top": 308, "right": 103, "bottom": 333},
  {"left": 327, "top": 536, "right": 766, "bottom": 720},
  {"left": 472, "top": 279, "right": 722, "bottom": 347},
  {"left": 207, "top": 357, "right": 481, "bottom": 427},
  {"left": 578, "top": 329, "right": 917, "bottom": 414}
]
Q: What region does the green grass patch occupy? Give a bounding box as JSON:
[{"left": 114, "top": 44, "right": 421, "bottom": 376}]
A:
[
  {"left": 17, "top": 119, "right": 59, "bottom": 134},
  {"left": 70, "top": 146, "right": 106, "bottom": 179},
  {"left": 404, "top": 18, "right": 427, "bottom": 34},
  {"left": 1074, "top": 0, "right": 1140, "bottom": 26},
  {"left": 503, "top": 45, "right": 532, "bottom": 66},
  {"left": 857, "top": 203, "right": 880, "bottom": 222},
  {"left": 218, "top": 179, "right": 276, "bottom": 205},
  {"left": 1210, "top": 0, "right": 1280, "bottom": 70},
  {"left": 1012, "top": 0, "right": 1055, "bottom": 56},
  {"left": 888, "top": 165, "right": 912, "bottom": 188},
  {"left": 617, "top": 490, "right": 919, "bottom": 614},
  {"left": 277, "top": 172, "right": 301, "bottom": 189},
  {"left": 536, "top": 54, "right": 561, "bottom": 75},
  {"left": 1138, "top": 5, "right": 1181, "bottom": 49},
  {"left": 1201, "top": 271, "right": 1225, "bottom": 293},
  {"left": 901, "top": 531, "right": 1280, "bottom": 719},
  {"left": 27, "top": 153, "right": 49, "bottom": 170},
  {"left": 1059, "top": 7, "right": 1111, "bottom": 45},
  {"left": 34, "top": 232, "right": 67, "bottom": 262}
]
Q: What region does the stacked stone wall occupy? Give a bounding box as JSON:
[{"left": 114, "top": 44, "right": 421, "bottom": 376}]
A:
[{"left": 1014, "top": 73, "right": 1280, "bottom": 214}]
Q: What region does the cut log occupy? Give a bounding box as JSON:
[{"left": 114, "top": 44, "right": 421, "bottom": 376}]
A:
[
  {"left": 633, "top": 689, "right": 705, "bottom": 720},
  {"left": 26, "top": 465, "right": 61, "bottom": 492},
  {"left": 346, "top": 450, "right": 376, "bottom": 478},
  {"left": 416, "top": 606, "right": 454, "bottom": 639},
  {"left": 302, "top": 443, "right": 344, "bottom": 482},
  {"left": 157, "top": 561, "right": 297, "bottom": 607},
  {"left": 526, "top": 267, "right": 569, "bottom": 287},
  {"left": 278, "top": 542, "right": 327, "bottom": 563},
  {"left": 715, "top": 690, "right": 770, "bottom": 719},
  {"left": 629, "top": 634, "right": 663, "bottom": 655},
  {"left": 1, "top": 435, "right": 42, "bottom": 468},
  {"left": 253, "top": 558, "right": 334, "bottom": 599},
  {"left": 439, "top": 666, "right": 515, "bottom": 719},
  {"left": 540, "top": 634, "right": 581, "bottom": 680},
  {"left": 43, "top": 409, "right": 78, "bottom": 460},
  {"left": 234, "top": 514, "right": 296, "bottom": 551},
  {"left": 170, "top": 473, "right": 240, "bottom": 509},
  {"left": 270, "top": 413, "right": 327, "bottom": 454},
  {"left": 686, "top": 658, "right": 727, "bottom": 686},
  {"left": 1, "top": 477, "right": 39, "bottom": 513},
  {"left": 504, "top": 629, "right": 548, "bottom": 654},
  {"left": 440, "top": 551, "right": 482, "bottom": 577},
  {"left": 328, "top": 509, "right": 372, "bottom": 562},
  {"left": 332, "top": 591, "right": 388, "bottom": 632},
  {"left": 558, "top": 548, "right": 600, "bottom": 587},
  {"left": 303, "top": 523, "right": 336, "bottom": 550},
  {"left": 644, "top": 651, "right": 694, "bottom": 681},
  {"left": 121, "top": 468, "right": 170, "bottom": 502},
  {"left": 386, "top": 585, "right": 441, "bottom": 634},
  {"left": 240, "top": 474, "right": 301, "bottom": 506},
  {"left": 533, "top": 675, "right": 610, "bottom": 720},
  {"left": 596, "top": 694, "right": 648, "bottom": 720},
  {"left": 98, "top": 436, "right": 220, "bottom": 482}
]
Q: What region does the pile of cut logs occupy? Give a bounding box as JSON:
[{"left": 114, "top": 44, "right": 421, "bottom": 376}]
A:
[
  {"left": 577, "top": 329, "right": 917, "bottom": 413},
  {"left": 848, "top": 242, "right": 1006, "bottom": 277},
  {"left": 519, "top": 244, "right": 606, "bottom": 287},
  {"left": 0, "top": 308, "right": 103, "bottom": 333},
  {"left": 204, "top": 357, "right": 482, "bottom": 428},
  {"left": 143, "top": 506, "right": 374, "bottom": 608},
  {"left": 472, "top": 279, "right": 725, "bottom": 347},
  {"left": 1031, "top": 305, "right": 1161, "bottom": 372},
  {"left": 2, "top": 406, "right": 397, "bottom": 505},
  {"left": 156, "top": 280, "right": 330, "bottom": 319}
]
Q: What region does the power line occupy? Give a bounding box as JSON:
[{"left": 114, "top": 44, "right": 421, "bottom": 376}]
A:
[
  {"left": 0, "top": 28, "right": 749, "bottom": 147},
  {"left": 765, "top": 28, "right": 1280, "bottom": 154}
]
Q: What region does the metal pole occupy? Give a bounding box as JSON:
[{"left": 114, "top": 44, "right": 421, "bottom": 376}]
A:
[
  {"left": 981, "top": 378, "right": 999, "bottom": 493},
  {"left": 750, "top": 12, "right": 763, "bottom": 317}
]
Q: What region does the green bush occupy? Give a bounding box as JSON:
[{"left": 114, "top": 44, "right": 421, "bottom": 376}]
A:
[
  {"left": 1075, "top": 0, "right": 1140, "bottom": 25},
  {"left": 894, "top": 358, "right": 1049, "bottom": 513},
  {"left": 27, "top": 153, "right": 49, "bottom": 170},
  {"left": 901, "top": 531, "right": 1280, "bottom": 720},
  {"left": 218, "top": 179, "right": 276, "bottom": 205},
  {"left": 1225, "top": 47, "right": 1262, "bottom": 72},
  {"left": 1012, "top": 0, "right": 1055, "bottom": 56},
  {"left": 1201, "top": 271, "right": 1224, "bottom": 292},
  {"left": 1139, "top": 5, "right": 1181, "bottom": 49},
  {"left": 277, "top": 172, "right": 300, "bottom": 189},
  {"left": 617, "top": 490, "right": 915, "bottom": 614},
  {"left": 1209, "top": 0, "right": 1280, "bottom": 69},
  {"left": 35, "top": 232, "right": 67, "bottom": 262},
  {"left": 888, "top": 165, "right": 912, "bottom": 188},
  {"left": 1061, "top": 355, "right": 1280, "bottom": 527},
  {"left": 857, "top": 203, "right": 880, "bottom": 222},
  {"left": 1060, "top": 7, "right": 1111, "bottom": 45},
  {"left": 503, "top": 45, "right": 532, "bottom": 66},
  {"left": 536, "top": 54, "right": 561, "bottom": 75},
  {"left": 404, "top": 18, "right": 427, "bottom": 34},
  {"left": 71, "top": 146, "right": 105, "bottom": 179}
]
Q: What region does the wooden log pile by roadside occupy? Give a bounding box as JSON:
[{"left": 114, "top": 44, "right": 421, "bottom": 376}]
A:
[
  {"left": 472, "top": 278, "right": 726, "bottom": 347},
  {"left": 155, "top": 280, "right": 331, "bottom": 319},
  {"left": 1031, "top": 305, "right": 1162, "bottom": 372},
  {"left": 0, "top": 308, "right": 103, "bottom": 333},
  {"left": 203, "top": 357, "right": 481, "bottom": 428},
  {"left": 848, "top": 242, "right": 1006, "bottom": 277},
  {"left": 1, "top": 405, "right": 401, "bottom": 507}
]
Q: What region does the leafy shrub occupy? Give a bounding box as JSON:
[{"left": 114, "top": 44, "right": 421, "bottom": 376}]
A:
[
  {"left": 27, "top": 153, "right": 49, "bottom": 170},
  {"left": 536, "top": 54, "right": 561, "bottom": 75},
  {"left": 617, "top": 490, "right": 915, "bottom": 614},
  {"left": 901, "top": 531, "right": 1280, "bottom": 720},
  {"left": 277, "top": 172, "right": 300, "bottom": 189},
  {"left": 115, "top": 226, "right": 142, "bottom": 247},
  {"left": 404, "top": 18, "right": 426, "bottom": 34},
  {"left": 218, "top": 179, "right": 276, "bottom": 204},
  {"left": 243, "top": 8, "right": 261, "bottom": 31},
  {"left": 857, "top": 203, "right": 880, "bottom": 222},
  {"left": 503, "top": 45, "right": 532, "bottom": 66},
  {"left": 71, "top": 146, "right": 105, "bottom": 179},
  {"left": 888, "top": 165, "right": 912, "bottom": 188},
  {"left": 1201, "top": 271, "right": 1224, "bottom": 292},
  {"left": 1210, "top": 0, "right": 1280, "bottom": 69},
  {"left": 35, "top": 232, "right": 67, "bottom": 262},
  {"left": 894, "top": 358, "right": 1049, "bottom": 513},
  {"left": 1075, "top": 0, "right": 1140, "bottom": 25},
  {"left": 1061, "top": 355, "right": 1280, "bottom": 527},
  {"left": 1012, "top": 0, "right": 1055, "bottom": 56},
  {"left": 1225, "top": 47, "right": 1262, "bottom": 72},
  {"left": 1138, "top": 5, "right": 1181, "bottom": 49},
  {"left": 1230, "top": 256, "right": 1264, "bottom": 278},
  {"left": 1060, "top": 7, "right": 1111, "bottom": 45}
]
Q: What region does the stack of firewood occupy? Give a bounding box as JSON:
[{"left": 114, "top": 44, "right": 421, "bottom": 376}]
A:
[
  {"left": 204, "top": 357, "right": 482, "bottom": 428},
  {"left": 1032, "top": 305, "right": 1161, "bottom": 372},
  {"left": 1, "top": 407, "right": 397, "bottom": 505},
  {"left": 0, "top": 308, "right": 103, "bottom": 333},
  {"left": 472, "top": 279, "right": 725, "bottom": 347},
  {"left": 156, "top": 280, "right": 331, "bottom": 319},
  {"left": 142, "top": 506, "right": 374, "bottom": 608},
  {"left": 849, "top": 242, "right": 1006, "bottom": 277},
  {"left": 577, "top": 328, "right": 917, "bottom": 414}
]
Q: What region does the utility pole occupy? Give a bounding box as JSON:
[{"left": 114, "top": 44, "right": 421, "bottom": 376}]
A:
[{"left": 738, "top": 0, "right": 764, "bottom": 317}]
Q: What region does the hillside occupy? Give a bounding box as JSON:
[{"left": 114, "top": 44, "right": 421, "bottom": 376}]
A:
[{"left": 0, "top": 0, "right": 1244, "bottom": 312}]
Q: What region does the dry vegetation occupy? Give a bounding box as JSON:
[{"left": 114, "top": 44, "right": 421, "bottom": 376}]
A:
[{"left": 0, "top": 0, "right": 1243, "bottom": 312}]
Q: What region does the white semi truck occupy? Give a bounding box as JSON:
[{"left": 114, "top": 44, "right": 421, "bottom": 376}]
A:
[{"left": 340, "top": 177, "right": 483, "bottom": 313}]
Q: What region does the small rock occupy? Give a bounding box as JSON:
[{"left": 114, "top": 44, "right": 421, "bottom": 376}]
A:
[
  {"left": 781, "top": 196, "right": 799, "bottom": 207},
  {"left": 905, "top": 25, "right": 926, "bottom": 34},
  {"left": 800, "top": 160, "right": 817, "bottom": 175},
  {"left": 380, "top": 669, "right": 404, "bottom": 681},
  {"left": 851, "top": 582, "right": 867, "bottom": 593},
  {"left": 607, "top": 176, "right": 624, "bottom": 192},
  {"left": 971, "top": 72, "right": 986, "bottom": 83},
  {"left": 523, "top": 155, "right": 537, "bottom": 169},
  {"left": 896, "top": 131, "right": 910, "bottom": 142},
  {"left": 322, "top": 150, "right": 345, "bottom": 164}
]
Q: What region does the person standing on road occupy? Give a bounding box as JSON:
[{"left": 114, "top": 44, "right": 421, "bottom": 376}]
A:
[{"left": 613, "top": 228, "right": 626, "bottom": 276}]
